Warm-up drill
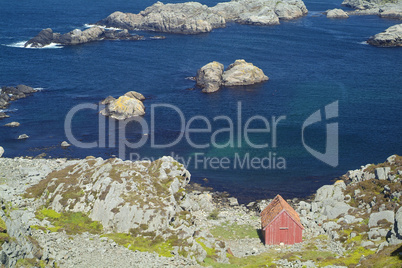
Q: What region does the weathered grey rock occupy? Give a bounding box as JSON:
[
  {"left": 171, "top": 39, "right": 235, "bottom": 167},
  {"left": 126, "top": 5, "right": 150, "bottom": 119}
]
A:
[
  {"left": 275, "top": 1, "right": 307, "bottom": 20},
  {"left": 97, "top": 0, "right": 308, "bottom": 34},
  {"left": 222, "top": 59, "right": 269, "bottom": 86},
  {"left": 100, "top": 93, "right": 145, "bottom": 120},
  {"left": 61, "top": 141, "right": 71, "bottom": 147},
  {"left": 57, "top": 27, "right": 105, "bottom": 45},
  {"left": 323, "top": 201, "right": 351, "bottom": 219},
  {"left": 388, "top": 206, "right": 402, "bottom": 244},
  {"left": 24, "top": 28, "right": 54, "bottom": 48},
  {"left": 326, "top": 9, "right": 349, "bottom": 18},
  {"left": 315, "top": 181, "right": 346, "bottom": 203},
  {"left": 368, "top": 210, "right": 394, "bottom": 228},
  {"left": 228, "top": 197, "right": 239, "bottom": 206},
  {"left": 387, "top": 155, "right": 397, "bottom": 164},
  {"left": 17, "top": 134, "right": 29, "bottom": 140},
  {"left": 4, "top": 122, "right": 20, "bottom": 127},
  {"left": 236, "top": 10, "right": 279, "bottom": 25},
  {"left": 100, "top": 96, "right": 116, "bottom": 105},
  {"left": 196, "top": 61, "right": 224, "bottom": 93},
  {"left": 0, "top": 112, "right": 9, "bottom": 119},
  {"left": 367, "top": 24, "right": 402, "bottom": 47},
  {"left": 375, "top": 167, "right": 391, "bottom": 180},
  {"left": 0, "top": 146, "right": 3, "bottom": 158},
  {"left": 25, "top": 27, "right": 144, "bottom": 48},
  {"left": 361, "top": 240, "right": 374, "bottom": 247},
  {"left": 379, "top": 4, "right": 402, "bottom": 19},
  {"left": 124, "top": 91, "right": 145, "bottom": 101}
]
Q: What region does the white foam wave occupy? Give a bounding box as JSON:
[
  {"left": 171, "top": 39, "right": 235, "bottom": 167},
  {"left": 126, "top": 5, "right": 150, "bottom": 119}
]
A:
[
  {"left": 5, "top": 41, "right": 27, "bottom": 48},
  {"left": 84, "top": 23, "right": 123, "bottom": 31},
  {"left": 34, "top": 87, "right": 44, "bottom": 91},
  {"left": 4, "top": 41, "right": 63, "bottom": 49},
  {"left": 359, "top": 41, "right": 368, "bottom": 45},
  {"left": 0, "top": 108, "right": 18, "bottom": 113}
]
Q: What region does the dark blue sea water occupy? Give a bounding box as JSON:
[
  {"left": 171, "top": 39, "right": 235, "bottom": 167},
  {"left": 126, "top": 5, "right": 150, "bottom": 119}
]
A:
[{"left": 1, "top": 0, "right": 401, "bottom": 202}]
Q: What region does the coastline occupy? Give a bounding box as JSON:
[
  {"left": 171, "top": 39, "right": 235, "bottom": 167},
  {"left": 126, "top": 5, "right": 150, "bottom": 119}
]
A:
[{"left": 0, "top": 154, "right": 401, "bottom": 267}]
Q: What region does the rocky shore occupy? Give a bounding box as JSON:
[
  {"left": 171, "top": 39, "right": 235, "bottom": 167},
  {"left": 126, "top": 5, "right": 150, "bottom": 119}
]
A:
[
  {"left": 367, "top": 24, "right": 402, "bottom": 47},
  {"left": 0, "top": 151, "right": 401, "bottom": 267},
  {"left": 342, "top": 0, "right": 402, "bottom": 19},
  {"left": 0, "top": 85, "right": 37, "bottom": 119},
  {"left": 96, "top": 0, "right": 308, "bottom": 34}
]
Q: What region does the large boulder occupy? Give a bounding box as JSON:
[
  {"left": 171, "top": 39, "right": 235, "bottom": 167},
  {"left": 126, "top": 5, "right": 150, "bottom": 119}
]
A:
[
  {"left": 368, "top": 210, "right": 395, "bottom": 228},
  {"left": 314, "top": 180, "right": 351, "bottom": 219},
  {"left": 222, "top": 59, "right": 269, "bottom": 86},
  {"left": 367, "top": 24, "right": 402, "bottom": 47},
  {"left": 275, "top": 2, "right": 307, "bottom": 20},
  {"left": 388, "top": 206, "right": 402, "bottom": 244},
  {"left": 100, "top": 92, "right": 145, "bottom": 120},
  {"left": 323, "top": 202, "right": 351, "bottom": 219},
  {"left": 196, "top": 61, "right": 224, "bottom": 93},
  {"left": 326, "top": 9, "right": 349, "bottom": 19},
  {"left": 0, "top": 146, "right": 4, "bottom": 158},
  {"left": 375, "top": 167, "right": 391, "bottom": 180}
]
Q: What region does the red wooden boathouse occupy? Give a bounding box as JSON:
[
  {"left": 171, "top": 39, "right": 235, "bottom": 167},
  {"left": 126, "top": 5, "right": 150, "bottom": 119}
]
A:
[{"left": 260, "top": 194, "right": 303, "bottom": 245}]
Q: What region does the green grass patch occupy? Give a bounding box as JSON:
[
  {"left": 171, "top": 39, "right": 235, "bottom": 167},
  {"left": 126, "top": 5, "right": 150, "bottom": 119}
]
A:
[
  {"left": 102, "top": 232, "right": 174, "bottom": 257},
  {"left": 359, "top": 244, "right": 402, "bottom": 268},
  {"left": 0, "top": 232, "right": 10, "bottom": 246},
  {"left": 0, "top": 217, "right": 7, "bottom": 232},
  {"left": 318, "top": 246, "right": 374, "bottom": 267},
  {"left": 36, "top": 208, "right": 61, "bottom": 220},
  {"left": 16, "top": 258, "right": 46, "bottom": 268},
  {"left": 210, "top": 222, "right": 259, "bottom": 240},
  {"left": 35, "top": 208, "right": 102, "bottom": 235}
]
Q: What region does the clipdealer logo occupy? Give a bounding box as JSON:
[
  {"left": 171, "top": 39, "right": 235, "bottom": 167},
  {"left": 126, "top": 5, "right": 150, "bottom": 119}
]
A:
[{"left": 63, "top": 101, "right": 339, "bottom": 169}]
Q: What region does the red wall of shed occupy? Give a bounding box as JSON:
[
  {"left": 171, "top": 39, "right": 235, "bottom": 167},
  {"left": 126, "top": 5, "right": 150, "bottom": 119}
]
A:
[{"left": 263, "top": 211, "right": 302, "bottom": 245}]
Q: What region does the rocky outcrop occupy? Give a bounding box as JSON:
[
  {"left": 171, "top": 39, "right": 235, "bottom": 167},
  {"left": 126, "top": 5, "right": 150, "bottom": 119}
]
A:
[
  {"left": 222, "top": 60, "right": 269, "bottom": 86},
  {"left": 367, "top": 24, "right": 402, "bottom": 47},
  {"left": 24, "top": 28, "right": 54, "bottom": 48},
  {"left": 326, "top": 8, "right": 349, "bottom": 18},
  {"left": 342, "top": 0, "right": 402, "bottom": 19},
  {"left": 0, "top": 154, "right": 401, "bottom": 266},
  {"left": 25, "top": 27, "right": 144, "bottom": 48},
  {"left": 97, "top": 0, "right": 308, "bottom": 34},
  {"left": 196, "top": 61, "right": 224, "bottom": 93},
  {"left": 0, "top": 85, "right": 37, "bottom": 119},
  {"left": 196, "top": 60, "right": 268, "bottom": 93},
  {"left": 60, "top": 141, "right": 71, "bottom": 148},
  {"left": 100, "top": 91, "right": 145, "bottom": 120},
  {"left": 17, "top": 134, "right": 29, "bottom": 140},
  {"left": 4, "top": 122, "right": 20, "bottom": 127},
  {"left": 0, "top": 146, "right": 3, "bottom": 158},
  {"left": 5, "top": 156, "right": 227, "bottom": 263},
  {"left": 388, "top": 206, "right": 402, "bottom": 244}
]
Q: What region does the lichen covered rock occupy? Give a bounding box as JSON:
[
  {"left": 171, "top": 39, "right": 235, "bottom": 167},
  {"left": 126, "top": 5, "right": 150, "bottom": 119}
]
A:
[
  {"left": 100, "top": 91, "right": 145, "bottom": 120},
  {"left": 222, "top": 59, "right": 269, "bottom": 87}
]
